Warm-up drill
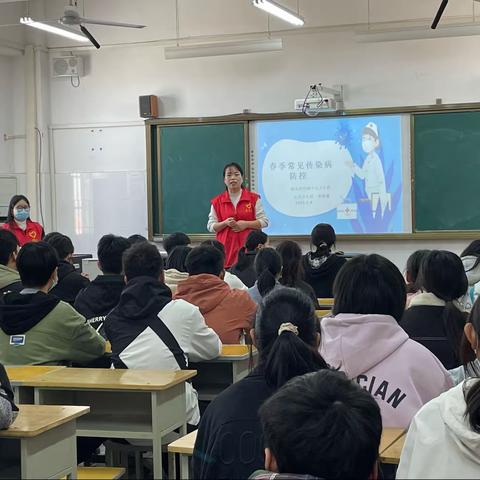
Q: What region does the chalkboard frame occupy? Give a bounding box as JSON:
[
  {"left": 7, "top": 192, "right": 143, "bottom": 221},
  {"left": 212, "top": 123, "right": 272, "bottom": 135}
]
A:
[{"left": 146, "top": 102, "right": 480, "bottom": 241}]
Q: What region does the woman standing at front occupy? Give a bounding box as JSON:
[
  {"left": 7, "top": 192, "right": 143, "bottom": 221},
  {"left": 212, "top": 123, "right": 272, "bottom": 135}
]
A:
[
  {"left": 2, "top": 195, "right": 44, "bottom": 246},
  {"left": 208, "top": 163, "right": 269, "bottom": 268}
]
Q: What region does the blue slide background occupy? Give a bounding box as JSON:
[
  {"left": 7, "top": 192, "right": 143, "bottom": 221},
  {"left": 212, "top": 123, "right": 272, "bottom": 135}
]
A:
[{"left": 255, "top": 115, "right": 405, "bottom": 235}]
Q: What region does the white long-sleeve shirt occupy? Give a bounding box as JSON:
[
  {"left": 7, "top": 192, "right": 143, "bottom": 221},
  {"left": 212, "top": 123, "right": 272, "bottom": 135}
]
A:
[{"left": 207, "top": 195, "right": 269, "bottom": 233}]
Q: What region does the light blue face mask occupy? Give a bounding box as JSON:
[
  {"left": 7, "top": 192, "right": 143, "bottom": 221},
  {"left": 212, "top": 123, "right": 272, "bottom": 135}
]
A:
[{"left": 14, "top": 208, "right": 30, "bottom": 222}]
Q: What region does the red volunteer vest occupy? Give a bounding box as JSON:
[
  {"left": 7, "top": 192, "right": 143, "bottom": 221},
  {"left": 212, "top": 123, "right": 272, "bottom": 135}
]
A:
[
  {"left": 2, "top": 220, "right": 44, "bottom": 246},
  {"left": 211, "top": 188, "right": 260, "bottom": 268}
]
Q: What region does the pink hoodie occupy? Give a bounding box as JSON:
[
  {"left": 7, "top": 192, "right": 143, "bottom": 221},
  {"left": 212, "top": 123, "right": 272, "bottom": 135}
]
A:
[{"left": 320, "top": 313, "right": 453, "bottom": 428}]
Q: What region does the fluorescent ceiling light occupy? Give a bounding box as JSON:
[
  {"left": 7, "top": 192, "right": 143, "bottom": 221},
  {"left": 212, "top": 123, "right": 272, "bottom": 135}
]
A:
[
  {"left": 356, "top": 23, "right": 480, "bottom": 42},
  {"left": 164, "top": 38, "right": 283, "bottom": 60},
  {"left": 252, "top": 0, "right": 304, "bottom": 27},
  {"left": 20, "top": 17, "right": 89, "bottom": 43}
]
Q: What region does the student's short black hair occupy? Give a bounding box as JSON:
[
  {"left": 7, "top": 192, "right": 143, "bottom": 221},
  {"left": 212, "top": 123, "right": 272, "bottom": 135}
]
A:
[
  {"left": 185, "top": 246, "right": 224, "bottom": 277},
  {"left": 259, "top": 369, "right": 382, "bottom": 480},
  {"left": 44, "top": 232, "right": 74, "bottom": 260},
  {"left": 0, "top": 229, "right": 19, "bottom": 266},
  {"left": 201, "top": 239, "right": 225, "bottom": 255},
  {"left": 166, "top": 246, "right": 192, "bottom": 273},
  {"left": 223, "top": 162, "right": 243, "bottom": 177},
  {"left": 163, "top": 232, "right": 191, "bottom": 255},
  {"left": 333, "top": 254, "right": 406, "bottom": 322},
  {"left": 405, "top": 249, "right": 431, "bottom": 292},
  {"left": 16, "top": 241, "right": 59, "bottom": 288},
  {"left": 127, "top": 234, "right": 148, "bottom": 246},
  {"left": 97, "top": 234, "right": 131, "bottom": 274},
  {"left": 123, "top": 242, "right": 164, "bottom": 281}
]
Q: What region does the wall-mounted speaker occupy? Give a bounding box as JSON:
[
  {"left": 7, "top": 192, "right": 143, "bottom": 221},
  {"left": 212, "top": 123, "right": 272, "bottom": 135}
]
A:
[{"left": 139, "top": 95, "right": 158, "bottom": 118}]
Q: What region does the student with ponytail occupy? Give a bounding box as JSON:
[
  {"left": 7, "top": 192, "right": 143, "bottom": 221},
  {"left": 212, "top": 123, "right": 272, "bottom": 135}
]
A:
[
  {"left": 302, "top": 223, "right": 346, "bottom": 298},
  {"left": 401, "top": 250, "right": 469, "bottom": 369},
  {"left": 193, "top": 288, "right": 328, "bottom": 479},
  {"left": 247, "top": 247, "right": 283, "bottom": 304},
  {"left": 230, "top": 230, "right": 268, "bottom": 287},
  {"left": 398, "top": 298, "right": 480, "bottom": 478}
]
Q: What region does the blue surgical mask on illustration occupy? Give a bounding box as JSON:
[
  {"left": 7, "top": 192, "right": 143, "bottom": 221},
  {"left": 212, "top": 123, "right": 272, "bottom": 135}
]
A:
[{"left": 14, "top": 208, "right": 30, "bottom": 222}]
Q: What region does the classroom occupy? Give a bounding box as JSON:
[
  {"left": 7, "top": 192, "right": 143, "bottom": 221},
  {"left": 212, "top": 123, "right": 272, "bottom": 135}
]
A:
[{"left": 1, "top": 0, "right": 480, "bottom": 478}]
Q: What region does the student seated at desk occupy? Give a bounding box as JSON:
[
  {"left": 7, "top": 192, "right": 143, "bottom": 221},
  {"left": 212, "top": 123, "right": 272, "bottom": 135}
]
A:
[
  {"left": 0, "top": 362, "right": 18, "bottom": 429},
  {"left": 230, "top": 230, "right": 268, "bottom": 288},
  {"left": 44, "top": 232, "right": 90, "bottom": 305},
  {"left": 398, "top": 298, "right": 480, "bottom": 478},
  {"left": 302, "top": 223, "right": 346, "bottom": 298},
  {"left": 174, "top": 245, "right": 256, "bottom": 344},
  {"left": 164, "top": 245, "right": 192, "bottom": 294},
  {"left": 201, "top": 240, "right": 248, "bottom": 290},
  {"left": 404, "top": 249, "right": 430, "bottom": 307},
  {"left": 400, "top": 250, "right": 468, "bottom": 370},
  {"left": 320, "top": 254, "right": 452, "bottom": 428},
  {"left": 193, "top": 288, "right": 328, "bottom": 480},
  {"left": 163, "top": 231, "right": 191, "bottom": 256},
  {"left": 250, "top": 370, "right": 382, "bottom": 480},
  {"left": 74, "top": 234, "right": 130, "bottom": 336},
  {"left": 248, "top": 248, "right": 283, "bottom": 304},
  {"left": 0, "top": 229, "right": 22, "bottom": 295},
  {"left": 105, "top": 241, "right": 221, "bottom": 426},
  {"left": 0, "top": 242, "right": 105, "bottom": 365}
]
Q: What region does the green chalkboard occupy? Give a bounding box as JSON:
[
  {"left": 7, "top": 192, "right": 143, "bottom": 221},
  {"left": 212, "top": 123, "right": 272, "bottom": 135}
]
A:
[
  {"left": 414, "top": 111, "right": 480, "bottom": 231},
  {"left": 155, "top": 123, "right": 246, "bottom": 235}
]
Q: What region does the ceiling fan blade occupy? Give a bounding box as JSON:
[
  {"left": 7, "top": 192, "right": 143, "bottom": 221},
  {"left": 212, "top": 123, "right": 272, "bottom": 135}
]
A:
[
  {"left": 80, "top": 24, "right": 100, "bottom": 49},
  {"left": 79, "top": 17, "right": 145, "bottom": 28},
  {"left": 431, "top": 0, "right": 449, "bottom": 29}
]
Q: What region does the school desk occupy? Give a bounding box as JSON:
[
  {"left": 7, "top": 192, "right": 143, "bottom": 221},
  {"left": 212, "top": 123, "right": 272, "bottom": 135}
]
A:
[
  {"left": 317, "top": 298, "right": 334, "bottom": 309},
  {"left": 189, "top": 345, "right": 257, "bottom": 401},
  {"left": 0, "top": 404, "right": 89, "bottom": 479},
  {"left": 6, "top": 365, "right": 66, "bottom": 403},
  {"left": 167, "top": 429, "right": 197, "bottom": 480},
  {"left": 379, "top": 428, "right": 405, "bottom": 456},
  {"left": 16, "top": 367, "right": 197, "bottom": 480},
  {"left": 379, "top": 432, "right": 406, "bottom": 465}
]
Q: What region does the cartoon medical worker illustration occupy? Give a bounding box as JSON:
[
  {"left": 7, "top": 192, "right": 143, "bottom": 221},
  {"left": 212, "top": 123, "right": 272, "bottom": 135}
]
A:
[{"left": 353, "top": 122, "right": 391, "bottom": 218}]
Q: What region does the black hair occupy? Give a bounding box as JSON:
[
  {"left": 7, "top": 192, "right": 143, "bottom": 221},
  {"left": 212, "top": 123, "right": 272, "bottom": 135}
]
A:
[
  {"left": 163, "top": 232, "right": 191, "bottom": 255},
  {"left": 123, "top": 242, "right": 163, "bottom": 281},
  {"left": 127, "top": 234, "right": 148, "bottom": 246},
  {"left": 201, "top": 239, "right": 225, "bottom": 256},
  {"left": 97, "top": 234, "right": 131, "bottom": 274},
  {"left": 0, "top": 229, "right": 19, "bottom": 266},
  {"left": 461, "top": 240, "right": 480, "bottom": 273},
  {"left": 223, "top": 162, "right": 244, "bottom": 177},
  {"left": 16, "top": 241, "right": 58, "bottom": 288},
  {"left": 255, "top": 288, "right": 328, "bottom": 389},
  {"left": 276, "top": 240, "right": 304, "bottom": 288},
  {"left": 166, "top": 246, "right": 192, "bottom": 272},
  {"left": 185, "top": 245, "right": 224, "bottom": 277},
  {"left": 333, "top": 254, "right": 406, "bottom": 322},
  {"left": 310, "top": 223, "right": 336, "bottom": 258},
  {"left": 44, "top": 232, "right": 74, "bottom": 260},
  {"left": 234, "top": 230, "right": 268, "bottom": 272},
  {"left": 6, "top": 195, "right": 30, "bottom": 224},
  {"left": 405, "top": 249, "right": 431, "bottom": 294},
  {"left": 259, "top": 369, "right": 382, "bottom": 480},
  {"left": 419, "top": 250, "right": 469, "bottom": 364},
  {"left": 254, "top": 247, "right": 282, "bottom": 297}
]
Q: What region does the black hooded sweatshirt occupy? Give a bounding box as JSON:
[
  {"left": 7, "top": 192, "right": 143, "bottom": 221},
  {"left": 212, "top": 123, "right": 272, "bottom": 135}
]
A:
[
  {"left": 104, "top": 276, "right": 186, "bottom": 370},
  {"left": 74, "top": 274, "right": 125, "bottom": 337},
  {"left": 302, "top": 253, "right": 347, "bottom": 298},
  {"left": 0, "top": 362, "right": 18, "bottom": 415},
  {"left": 50, "top": 260, "right": 90, "bottom": 305},
  {"left": 230, "top": 251, "right": 258, "bottom": 288}
]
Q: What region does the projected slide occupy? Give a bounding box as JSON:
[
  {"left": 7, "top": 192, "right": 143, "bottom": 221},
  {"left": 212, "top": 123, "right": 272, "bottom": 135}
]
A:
[{"left": 254, "top": 115, "right": 407, "bottom": 235}]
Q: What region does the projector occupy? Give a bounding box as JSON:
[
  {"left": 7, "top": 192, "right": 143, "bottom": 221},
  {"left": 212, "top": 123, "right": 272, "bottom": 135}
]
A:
[{"left": 294, "top": 97, "right": 337, "bottom": 112}]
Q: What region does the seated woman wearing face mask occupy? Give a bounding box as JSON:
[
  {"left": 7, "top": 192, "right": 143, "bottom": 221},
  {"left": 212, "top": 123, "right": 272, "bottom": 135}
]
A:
[{"left": 2, "top": 195, "right": 44, "bottom": 246}]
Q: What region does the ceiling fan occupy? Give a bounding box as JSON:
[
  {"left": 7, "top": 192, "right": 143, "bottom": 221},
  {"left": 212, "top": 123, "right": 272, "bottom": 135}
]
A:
[
  {"left": 59, "top": 2, "right": 146, "bottom": 49},
  {"left": 432, "top": 0, "right": 480, "bottom": 29}
]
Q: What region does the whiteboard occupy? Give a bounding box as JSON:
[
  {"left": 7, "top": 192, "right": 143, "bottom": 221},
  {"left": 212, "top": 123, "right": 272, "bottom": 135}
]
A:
[{"left": 52, "top": 124, "right": 147, "bottom": 255}]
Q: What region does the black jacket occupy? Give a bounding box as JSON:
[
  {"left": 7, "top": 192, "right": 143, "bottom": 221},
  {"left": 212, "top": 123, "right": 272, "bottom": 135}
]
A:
[
  {"left": 280, "top": 279, "right": 320, "bottom": 309},
  {"left": 50, "top": 260, "right": 90, "bottom": 305},
  {"left": 230, "top": 251, "right": 257, "bottom": 288},
  {"left": 193, "top": 368, "right": 275, "bottom": 480},
  {"left": 0, "top": 281, "right": 23, "bottom": 296},
  {"left": 400, "top": 305, "right": 464, "bottom": 370},
  {"left": 74, "top": 274, "right": 125, "bottom": 337},
  {"left": 0, "top": 362, "right": 18, "bottom": 414},
  {"left": 302, "top": 253, "right": 347, "bottom": 299}
]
